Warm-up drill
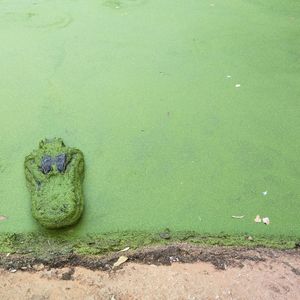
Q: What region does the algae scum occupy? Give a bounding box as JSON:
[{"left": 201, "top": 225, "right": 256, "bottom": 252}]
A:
[{"left": 0, "top": 0, "right": 299, "bottom": 249}]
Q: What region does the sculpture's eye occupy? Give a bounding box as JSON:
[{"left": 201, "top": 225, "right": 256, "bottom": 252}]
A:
[
  {"left": 40, "top": 155, "right": 52, "bottom": 174},
  {"left": 55, "top": 153, "right": 67, "bottom": 173}
]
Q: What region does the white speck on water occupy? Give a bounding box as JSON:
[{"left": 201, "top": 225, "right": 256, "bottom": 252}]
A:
[
  {"left": 232, "top": 215, "right": 244, "bottom": 219},
  {"left": 235, "top": 84, "right": 241, "bottom": 88},
  {"left": 254, "top": 215, "right": 262, "bottom": 223},
  {"left": 226, "top": 75, "right": 231, "bottom": 78},
  {"left": 262, "top": 191, "right": 268, "bottom": 196},
  {"left": 0, "top": 215, "right": 7, "bottom": 221}
]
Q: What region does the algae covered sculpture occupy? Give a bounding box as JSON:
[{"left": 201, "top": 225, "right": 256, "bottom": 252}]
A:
[{"left": 24, "top": 138, "right": 84, "bottom": 229}]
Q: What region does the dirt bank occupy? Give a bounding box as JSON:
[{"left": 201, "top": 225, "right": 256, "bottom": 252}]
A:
[{"left": 0, "top": 245, "right": 299, "bottom": 299}]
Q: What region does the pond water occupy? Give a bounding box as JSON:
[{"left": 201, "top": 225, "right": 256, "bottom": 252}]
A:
[{"left": 0, "top": 0, "right": 299, "bottom": 237}]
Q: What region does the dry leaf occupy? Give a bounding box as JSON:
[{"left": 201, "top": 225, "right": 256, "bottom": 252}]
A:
[
  {"left": 254, "top": 215, "right": 261, "bottom": 223},
  {"left": 0, "top": 215, "right": 7, "bottom": 221},
  {"left": 119, "top": 247, "right": 130, "bottom": 252},
  {"left": 113, "top": 256, "right": 128, "bottom": 268}
]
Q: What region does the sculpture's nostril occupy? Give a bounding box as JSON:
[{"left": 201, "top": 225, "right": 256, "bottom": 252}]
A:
[
  {"left": 55, "top": 153, "right": 67, "bottom": 173},
  {"left": 40, "top": 155, "right": 52, "bottom": 174}
]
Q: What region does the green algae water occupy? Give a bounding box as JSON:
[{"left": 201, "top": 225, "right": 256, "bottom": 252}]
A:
[{"left": 0, "top": 0, "right": 299, "bottom": 240}]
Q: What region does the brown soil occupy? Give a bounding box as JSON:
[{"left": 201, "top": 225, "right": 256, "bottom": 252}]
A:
[{"left": 0, "top": 245, "right": 299, "bottom": 299}]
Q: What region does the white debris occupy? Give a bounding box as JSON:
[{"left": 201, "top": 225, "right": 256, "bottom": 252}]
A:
[
  {"left": 262, "top": 191, "right": 268, "bottom": 196},
  {"left": 254, "top": 215, "right": 262, "bottom": 223},
  {"left": 235, "top": 84, "right": 241, "bottom": 88},
  {"left": 170, "top": 256, "right": 180, "bottom": 263},
  {"left": 119, "top": 247, "right": 130, "bottom": 252},
  {"left": 0, "top": 215, "right": 7, "bottom": 221},
  {"left": 33, "top": 264, "right": 44, "bottom": 271},
  {"left": 263, "top": 217, "right": 270, "bottom": 225},
  {"left": 226, "top": 75, "right": 232, "bottom": 78},
  {"left": 232, "top": 216, "right": 244, "bottom": 219},
  {"left": 113, "top": 256, "right": 128, "bottom": 268}
]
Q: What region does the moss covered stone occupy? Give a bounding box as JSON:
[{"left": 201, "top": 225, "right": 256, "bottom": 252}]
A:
[{"left": 24, "top": 138, "right": 84, "bottom": 229}]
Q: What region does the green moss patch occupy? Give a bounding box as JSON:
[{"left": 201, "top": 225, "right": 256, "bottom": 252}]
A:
[{"left": 0, "top": 231, "right": 298, "bottom": 261}]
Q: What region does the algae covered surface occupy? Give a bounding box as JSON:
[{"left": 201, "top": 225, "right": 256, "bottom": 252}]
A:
[{"left": 0, "top": 0, "right": 299, "bottom": 247}]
